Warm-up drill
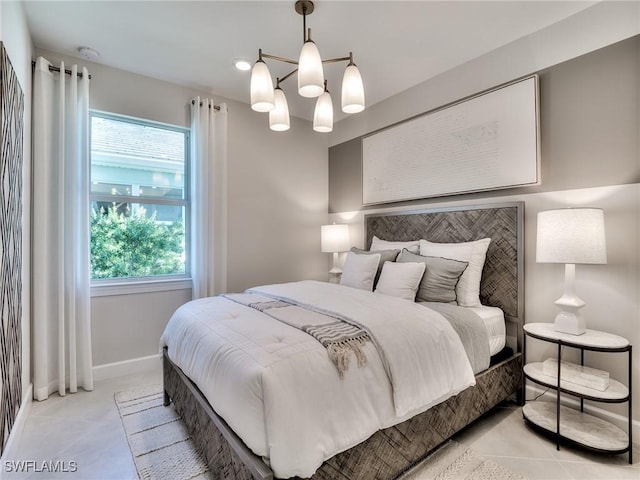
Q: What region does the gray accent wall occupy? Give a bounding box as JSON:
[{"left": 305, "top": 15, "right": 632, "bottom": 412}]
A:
[
  {"left": 327, "top": 26, "right": 639, "bottom": 429},
  {"left": 329, "top": 36, "right": 640, "bottom": 213}
]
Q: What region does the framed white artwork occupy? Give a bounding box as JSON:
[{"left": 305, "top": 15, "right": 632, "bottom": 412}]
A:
[{"left": 362, "top": 75, "right": 540, "bottom": 205}]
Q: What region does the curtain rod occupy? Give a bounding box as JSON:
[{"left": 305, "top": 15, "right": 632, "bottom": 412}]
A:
[
  {"left": 191, "top": 99, "right": 221, "bottom": 111},
  {"left": 31, "top": 61, "right": 92, "bottom": 79},
  {"left": 31, "top": 63, "right": 220, "bottom": 111}
]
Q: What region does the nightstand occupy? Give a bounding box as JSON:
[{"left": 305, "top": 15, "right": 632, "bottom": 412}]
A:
[{"left": 522, "top": 323, "right": 632, "bottom": 463}]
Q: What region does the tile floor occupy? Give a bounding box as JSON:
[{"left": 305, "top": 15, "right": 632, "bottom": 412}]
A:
[{"left": 2, "top": 367, "right": 638, "bottom": 480}]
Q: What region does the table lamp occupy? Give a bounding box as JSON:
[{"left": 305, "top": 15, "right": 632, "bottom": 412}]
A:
[
  {"left": 536, "top": 208, "right": 607, "bottom": 335},
  {"left": 321, "top": 224, "right": 350, "bottom": 274}
]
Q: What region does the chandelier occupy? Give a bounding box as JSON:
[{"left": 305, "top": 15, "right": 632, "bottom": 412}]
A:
[{"left": 250, "top": 0, "right": 365, "bottom": 132}]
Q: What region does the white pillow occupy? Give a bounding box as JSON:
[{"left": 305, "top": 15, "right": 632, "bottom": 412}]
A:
[
  {"left": 374, "top": 261, "right": 426, "bottom": 301},
  {"left": 419, "top": 238, "right": 491, "bottom": 307},
  {"left": 371, "top": 235, "right": 420, "bottom": 254},
  {"left": 340, "top": 252, "right": 381, "bottom": 291}
]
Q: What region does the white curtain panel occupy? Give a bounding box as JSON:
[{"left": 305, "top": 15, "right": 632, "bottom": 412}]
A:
[
  {"left": 32, "top": 58, "right": 93, "bottom": 401},
  {"left": 190, "top": 98, "right": 228, "bottom": 299}
]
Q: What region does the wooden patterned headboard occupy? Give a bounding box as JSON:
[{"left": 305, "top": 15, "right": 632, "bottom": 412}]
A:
[{"left": 365, "top": 202, "right": 524, "bottom": 327}]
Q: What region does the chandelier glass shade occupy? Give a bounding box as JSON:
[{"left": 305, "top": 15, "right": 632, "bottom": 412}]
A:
[
  {"left": 269, "top": 86, "right": 291, "bottom": 131},
  {"left": 250, "top": 59, "right": 275, "bottom": 112},
  {"left": 250, "top": 0, "right": 365, "bottom": 132},
  {"left": 341, "top": 59, "right": 365, "bottom": 114},
  {"left": 313, "top": 84, "right": 333, "bottom": 132},
  {"left": 298, "top": 40, "right": 325, "bottom": 98}
]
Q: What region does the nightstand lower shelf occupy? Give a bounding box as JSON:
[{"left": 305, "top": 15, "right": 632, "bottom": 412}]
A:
[{"left": 523, "top": 402, "right": 629, "bottom": 453}]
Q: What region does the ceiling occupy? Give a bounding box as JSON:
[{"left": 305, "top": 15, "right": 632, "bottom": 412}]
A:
[{"left": 22, "top": 1, "right": 597, "bottom": 123}]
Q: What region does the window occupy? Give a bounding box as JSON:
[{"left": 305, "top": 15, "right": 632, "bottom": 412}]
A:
[{"left": 90, "top": 111, "right": 190, "bottom": 282}]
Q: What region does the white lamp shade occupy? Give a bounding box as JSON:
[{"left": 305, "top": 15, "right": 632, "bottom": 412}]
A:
[
  {"left": 298, "top": 41, "right": 324, "bottom": 98},
  {"left": 250, "top": 60, "right": 275, "bottom": 112},
  {"left": 321, "top": 224, "right": 350, "bottom": 253},
  {"left": 269, "top": 87, "right": 290, "bottom": 131},
  {"left": 313, "top": 90, "right": 333, "bottom": 133},
  {"left": 536, "top": 208, "right": 607, "bottom": 264},
  {"left": 341, "top": 64, "right": 365, "bottom": 114}
]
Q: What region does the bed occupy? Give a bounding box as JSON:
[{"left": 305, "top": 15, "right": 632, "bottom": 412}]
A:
[{"left": 162, "top": 201, "right": 524, "bottom": 480}]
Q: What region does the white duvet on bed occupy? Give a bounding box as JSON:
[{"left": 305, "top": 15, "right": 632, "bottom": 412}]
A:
[
  {"left": 160, "top": 280, "right": 475, "bottom": 478},
  {"left": 468, "top": 305, "right": 506, "bottom": 355}
]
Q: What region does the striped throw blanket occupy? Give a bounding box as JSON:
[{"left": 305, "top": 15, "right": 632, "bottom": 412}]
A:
[{"left": 223, "top": 294, "right": 371, "bottom": 377}]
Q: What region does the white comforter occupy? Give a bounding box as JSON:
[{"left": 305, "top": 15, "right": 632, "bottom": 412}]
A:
[{"left": 160, "top": 280, "right": 475, "bottom": 478}]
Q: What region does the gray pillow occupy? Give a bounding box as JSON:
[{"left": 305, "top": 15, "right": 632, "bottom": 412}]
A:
[
  {"left": 350, "top": 247, "right": 400, "bottom": 286},
  {"left": 398, "top": 249, "right": 468, "bottom": 303}
]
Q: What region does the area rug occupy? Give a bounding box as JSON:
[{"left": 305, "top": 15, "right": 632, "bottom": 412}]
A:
[
  {"left": 398, "top": 440, "right": 525, "bottom": 480},
  {"left": 115, "top": 385, "right": 212, "bottom": 480},
  {"left": 116, "top": 385, "right": 523, "bottom": 480}
]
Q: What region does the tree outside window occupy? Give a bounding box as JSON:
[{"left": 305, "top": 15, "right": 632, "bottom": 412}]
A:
[{"left": 90, "top": 112, "right": 189, "bottom": 281}]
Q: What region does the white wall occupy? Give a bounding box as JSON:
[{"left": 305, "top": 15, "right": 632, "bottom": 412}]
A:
[
  {"left": 35, "top": 48, "right": 329, "bottom": 367},
  {"left": 1, "top": 0, "right": 33, "bottom": 407},
  {"left": 226, "top": 105, "right": 329, "bottom": 292}
]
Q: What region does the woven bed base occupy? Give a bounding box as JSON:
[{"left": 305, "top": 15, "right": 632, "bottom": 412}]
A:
[
  {"left": 314, "top": 354, "right": 522, "bottom": 480},
  {"left": 163, "top": 352, "right": 264, "bottom": 480},
  {"left": 163, "top": 349, "right": 522, "bottom": 480}
]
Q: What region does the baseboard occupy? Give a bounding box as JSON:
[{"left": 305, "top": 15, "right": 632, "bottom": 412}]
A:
[
  {"left": 525, "top": 384, "right": 639, "bottom": 445},
  {"left": 92, "top": 353, "right": 162, "bottom": 382},
  {"left": 1, "top": 384, "right": 33, "bottom": 465}
]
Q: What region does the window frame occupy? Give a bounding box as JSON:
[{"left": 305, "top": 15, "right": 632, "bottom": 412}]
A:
[{"left": 89, "top": 110, "right": 192, "bottom": 294}]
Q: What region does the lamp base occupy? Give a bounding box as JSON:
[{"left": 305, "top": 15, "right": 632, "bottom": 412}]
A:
[
  {"left": 328, "top": 272, "right": 341, "bottom": 284},
  {"left": 553, "top": 264, "right": 586, "bottom": 336},
  {"left": 329, "top": 252, "right": 342, "bottom": 275},
  {"left": 553, "top": 310, "right": 586, "bottom": 336}
]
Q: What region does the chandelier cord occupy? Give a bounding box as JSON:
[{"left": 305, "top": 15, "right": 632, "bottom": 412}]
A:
[{"left": 302, "top": 4, "right": 307, "bottom": 42}]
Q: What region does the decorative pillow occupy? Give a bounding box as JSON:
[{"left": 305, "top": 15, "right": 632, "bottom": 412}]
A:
[
  {"left": 374, "top": 261, "right": 426, "bottom": 301},
  {"left": 419, "top": 238, "right": 491, "bottom": 307},
  {"left": 350, "top": 247, "right": 400, "bottom": 286},
  {"left": 339, "top": 251, "right": 381, "bottom": 291},
  {"left": 398, "top": 249, "right": 469, "bottom": 303},
  {"left": 370, "top": 236, "right": 420, "bottom": 254}
]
